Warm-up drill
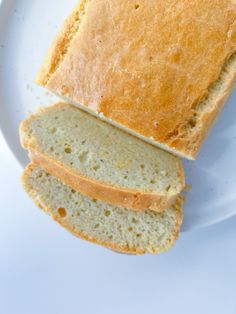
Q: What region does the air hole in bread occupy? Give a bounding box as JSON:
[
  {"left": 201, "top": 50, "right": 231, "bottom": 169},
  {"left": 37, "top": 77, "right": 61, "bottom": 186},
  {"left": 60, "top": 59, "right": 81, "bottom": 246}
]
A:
[
  {"left": 58, "top": 208, "right": 67, "bottom": 218},
  {"left": 166, "top": 185, "right": 171, "bottom": 192},
  {"left": 78, "top": 151, "right": 89, "bottom": 163},
  {"left": 93, "top": 164, "right": 100, "bottom": 171},
  {"left": 136, "top": 233, "right": 142, "bottom": 238},
  {"left": 94, "top": 223, "right": 100, "bottom": 229},
  {"left": 50, "top": 127, "right": 57, "bottom": 134},
  {"left": 104, "top": 210, "right": 111, "bottom": 217},
  {"left": 64, "top": 147, "right": 72, "bottom": 154},
  {"left": 128, "top": 227, "right": 133, "bottom": 232},
  {"left": 134, "top": 4, "right": 140, "bottom": 9},
  {"left": 150, "top": 180, "right": 156, "bottom": 184}
]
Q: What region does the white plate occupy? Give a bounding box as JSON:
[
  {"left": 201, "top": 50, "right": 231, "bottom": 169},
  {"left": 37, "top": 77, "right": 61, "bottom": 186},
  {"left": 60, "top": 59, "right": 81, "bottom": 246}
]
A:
[{"left": 1, "top": 0, "right": 236, "bottom": 232}]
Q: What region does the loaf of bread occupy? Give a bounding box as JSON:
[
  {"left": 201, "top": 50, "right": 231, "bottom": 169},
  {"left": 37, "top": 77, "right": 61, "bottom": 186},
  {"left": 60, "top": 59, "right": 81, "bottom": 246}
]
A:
[
  {"left": 22, "top": 164, "right": 183, "bottom": 254},
  {"left": 20, "top": 103, "right": 184, "bottom": 212},
  {"left": 36, "top": 0, "right": 236, "bottom": 159}
]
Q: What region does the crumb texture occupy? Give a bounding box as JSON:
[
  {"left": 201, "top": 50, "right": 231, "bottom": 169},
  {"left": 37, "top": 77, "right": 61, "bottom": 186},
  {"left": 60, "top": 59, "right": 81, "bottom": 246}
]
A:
[
  {"left": 21, "top": 104, "right": 183, "bottom": 194},
  {"left": 22, "top": 165, "right": 182, "bottom": 254}
]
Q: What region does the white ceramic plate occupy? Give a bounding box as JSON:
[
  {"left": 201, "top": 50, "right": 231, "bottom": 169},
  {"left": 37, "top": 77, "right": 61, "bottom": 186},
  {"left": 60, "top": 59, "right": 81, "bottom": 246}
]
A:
[{"left": 1, "top": 0, "right": 236, "bottom": 232}]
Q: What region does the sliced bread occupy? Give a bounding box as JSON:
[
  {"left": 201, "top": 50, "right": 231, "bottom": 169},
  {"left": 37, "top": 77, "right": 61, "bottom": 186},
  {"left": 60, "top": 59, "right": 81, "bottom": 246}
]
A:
[
  {"left": 20, "top": 103, "right": 184, "bottom": 212},
  {"left": 22, "top": 164, "right": 183, "bottom": 255}
]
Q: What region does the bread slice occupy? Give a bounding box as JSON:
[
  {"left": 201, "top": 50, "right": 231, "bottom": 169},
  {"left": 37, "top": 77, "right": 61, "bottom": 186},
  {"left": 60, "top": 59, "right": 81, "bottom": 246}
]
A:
[
  {"left": 20, "top": 103, "right": 184, "bottom": 213},
  {"left": 22, "top": 164, "right": 183, "bottom": 255},
  {"left": 36, "top": 0, "right": 236, "bottom": 160}
]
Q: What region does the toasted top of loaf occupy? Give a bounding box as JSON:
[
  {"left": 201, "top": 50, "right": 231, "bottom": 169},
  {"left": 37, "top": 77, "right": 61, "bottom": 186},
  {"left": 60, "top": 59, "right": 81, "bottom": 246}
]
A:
[
  {"left": 20, "top": 103, "right": 184, "bottom": 212},
  {"left": 22, "top": 164, "right": 183, "bottom": 254},
  {"left": 36, "top": 0, "right": 236, "bottom": 159}
]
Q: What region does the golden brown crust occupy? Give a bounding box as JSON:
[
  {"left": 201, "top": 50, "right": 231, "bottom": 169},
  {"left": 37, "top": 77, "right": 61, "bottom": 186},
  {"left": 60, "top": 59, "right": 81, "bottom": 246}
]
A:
[
  {"left": 36, "top": 0, "right": 87, "bottom": 86},
  {"left": 163, "top": 53, "right": 236, "bottom": 158},
  {"left": 36, "top": 0, "right": 236, "bottom": 159},
  {"left": 22, "top": 164, "right": 183, "bottom": 255}
]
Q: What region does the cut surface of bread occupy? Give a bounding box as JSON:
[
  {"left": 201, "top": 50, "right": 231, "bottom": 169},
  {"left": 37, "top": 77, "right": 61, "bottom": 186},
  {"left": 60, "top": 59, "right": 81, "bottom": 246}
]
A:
[
  {"left": 22, "top": 164, "right": 183, "bottom": 255},
  {"left": 36, "top": 0, "right": 236, "bottom": 159},
  {"left": 20, "top": 103, "right": 184, "bottom": 212}
]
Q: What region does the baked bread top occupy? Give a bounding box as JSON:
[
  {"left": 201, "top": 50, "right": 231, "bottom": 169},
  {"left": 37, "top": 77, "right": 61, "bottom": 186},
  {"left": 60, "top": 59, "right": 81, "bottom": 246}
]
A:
[{"left": 36, "top": 0, "right": 236, "bottom": 159}]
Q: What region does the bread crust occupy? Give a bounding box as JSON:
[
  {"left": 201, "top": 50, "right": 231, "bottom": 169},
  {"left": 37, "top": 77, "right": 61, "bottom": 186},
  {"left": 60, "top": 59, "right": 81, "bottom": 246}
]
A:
[
  {"left": 36, "top": 0, "right": 87, "bottom": 86},
  {"left": 36, "top": 0, "right": 236, "bottom": 160},
  {"left": 22, "top": 164, "right": 183, "bottom": 255}
]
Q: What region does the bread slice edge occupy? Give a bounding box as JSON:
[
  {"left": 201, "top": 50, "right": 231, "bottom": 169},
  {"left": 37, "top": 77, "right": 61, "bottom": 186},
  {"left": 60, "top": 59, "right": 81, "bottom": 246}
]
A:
[
  {"left": 29, "top": 148, "right": 180, "bottom": 213},
  {"left": 19, "top": 103, "right": 185, "bottom": 213},
  {"left": 21, "top": 163, "right": 183, "bottom": 255}
]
